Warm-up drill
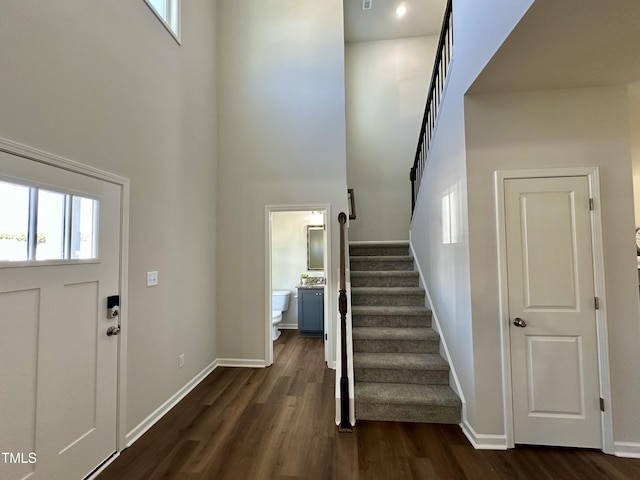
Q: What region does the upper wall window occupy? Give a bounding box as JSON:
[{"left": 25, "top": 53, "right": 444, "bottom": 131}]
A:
[{"left": 144, "top": 0, "right": 181, "bottom": 43}]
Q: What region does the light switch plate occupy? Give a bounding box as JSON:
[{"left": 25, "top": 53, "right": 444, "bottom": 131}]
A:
[{"left": 147, "top": 271, "right": 158, "bottom": 287}]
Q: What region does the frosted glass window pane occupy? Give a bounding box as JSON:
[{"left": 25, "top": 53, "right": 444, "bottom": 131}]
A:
[
  {"left": 71, "top": 197, "right": 97, "bottom": 259},
  {"left": 0, "top": 181, "right": 30, "bottom": 261},
  {"left": 36, "top": 190, "right": 66, "bottom": 260}
]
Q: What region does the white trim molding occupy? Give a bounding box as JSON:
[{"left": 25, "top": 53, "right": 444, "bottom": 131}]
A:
[
  {"left": 215, "top": 358, "right": 267, "bottom": 368},
  {"left": 277, "top": 324, "right": 299, "bottom": 330},
  {"left": 409, "top": 239, "right": 471, "bottom": 440},
  {"left": 265, "top": 204, "right": 333, "bottom": 369},
  {"left": 126, "top": 360, "right": 217, "bottom": 447},
  {"left": 494, "top": 167, "right": 614, "bottom": 454},
  {"left": 461, "top": 422, "right": 508, "bottom": 450},
  {"left": 614, "top": 442, "right": 640, "bottom": 458}
]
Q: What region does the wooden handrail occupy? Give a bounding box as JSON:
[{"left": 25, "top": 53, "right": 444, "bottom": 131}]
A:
[
  {"left": 347, "top": 188, "right": 357, "bottom": 221},
  {"left": 338, "top": 212, "right": 352, "bottom": 431}
]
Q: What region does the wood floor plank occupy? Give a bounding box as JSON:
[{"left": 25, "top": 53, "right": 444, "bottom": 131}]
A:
[{"left": 97, "top": 330, "right": 640, "bottom": 480}]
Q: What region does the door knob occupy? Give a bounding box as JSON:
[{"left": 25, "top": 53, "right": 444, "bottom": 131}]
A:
[
  {"left": 513, "top": 318, "right": 527, "bottom": 328},
  {"left": 107, "top": 326, "right": 121, "bottom": 337}
]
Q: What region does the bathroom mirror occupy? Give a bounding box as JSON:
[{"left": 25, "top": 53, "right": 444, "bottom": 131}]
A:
[{"left": 307, "top": 225, "right": 324, "bottom": 270}]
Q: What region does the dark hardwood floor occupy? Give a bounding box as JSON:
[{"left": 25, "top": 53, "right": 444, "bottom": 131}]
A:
[{"left": 98, "top": 330, "right": 640, "bottom": 480}]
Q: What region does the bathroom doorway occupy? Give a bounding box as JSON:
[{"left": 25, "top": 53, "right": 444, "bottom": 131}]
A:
[{"left": 266, "top": 205, "right": 331, "bottom": 367}]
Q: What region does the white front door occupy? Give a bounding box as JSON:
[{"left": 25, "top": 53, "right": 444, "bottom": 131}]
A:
[
  {"left": 505, "top": 176, "right": 602, "bottom": 448},
  {"left": 0, "top": 151, "right": 121, "bottom": 480}
]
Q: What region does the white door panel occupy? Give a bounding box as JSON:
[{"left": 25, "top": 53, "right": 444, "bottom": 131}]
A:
[
  {"left": 0, "top": 151, "right": 120, "bottom": 480},
  {"left": 505, "top": 176, "right": 601, "bottom": 448}
]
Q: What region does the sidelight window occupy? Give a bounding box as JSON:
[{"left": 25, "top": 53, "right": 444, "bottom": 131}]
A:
[{"left": 0, "top": 180, "right": 98, "bottom": 263}]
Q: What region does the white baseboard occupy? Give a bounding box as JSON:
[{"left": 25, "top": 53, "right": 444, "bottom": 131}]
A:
[
  {"left": 614, "top": 441, "right": 640, "bottom": 458},
  {"left": 216, "top": 358, "right": 266, "bottom": 368},
  {"left": 461, "top": 421, "right": 508, "bottom": 450},
  {"left": 409, "top": 241, "right": 468, "bottom": 422},
  {"left": 125, "top": 359, "right": 217, "bottom": 447},
  {"left": 278, "top": 324, "right": 298, "bottom": 330},
  {"left": 86, "top": 452, "right": 121, "bottom": 480}
]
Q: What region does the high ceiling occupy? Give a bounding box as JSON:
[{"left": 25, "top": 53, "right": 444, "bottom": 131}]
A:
[{"left": 343, "top": 0, "right": 447, "bottom": 43}]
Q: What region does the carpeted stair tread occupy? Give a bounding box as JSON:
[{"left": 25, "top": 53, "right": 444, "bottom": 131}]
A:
[
  {"left": 351, "top": 287, "right": 424, "bottom": 295},
  {"left": 354, "top": 352, "right": 449, "bottom": 370},
  {"left": 350, "top": 242, "right": 410, "bottom": 257},
  {"left": 350, "top": 255, "right": 413, "bottom": 262},
  {"left": 350, "top": 271, "right": 419, "bottom": 277},
  {"left": 351, "top": 306, "right": 431, "bottom": 316},
  {"left": 352, "top": 327, "right": 438, "bottom": 341},
  {"left": 355, "top": 383, "right": 461, "bottom": 407},
  {"left": 350, "top": 271, "right": 419, "bottom": 287},
  {"left": 350, "top": 241, "right": 409, "bottom": 249}
]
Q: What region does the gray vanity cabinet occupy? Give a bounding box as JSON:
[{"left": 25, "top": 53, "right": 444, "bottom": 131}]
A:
[{"left": 298, "top": 288, "right": 324, "bottom": 338}]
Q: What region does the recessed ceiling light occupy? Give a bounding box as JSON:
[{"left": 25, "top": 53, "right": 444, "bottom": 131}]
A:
[{"left": 395, "top": 5, "right": 407, "bottom": 17}]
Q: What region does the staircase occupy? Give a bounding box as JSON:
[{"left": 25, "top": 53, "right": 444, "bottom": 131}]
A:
[{"left": 350, "top": 242, "right": 461, "bottom": 424}]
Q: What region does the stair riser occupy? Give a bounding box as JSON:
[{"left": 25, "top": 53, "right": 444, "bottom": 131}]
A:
[
  {"left": 354, "top": 339, "right": 439, "bottom": 354},
  {"left": 354, "top": 368, "right": 449, "bottom": 385},
  {"left": 350, "top": 260, "right": 414, "bottom": 271},
  {"left": 352, "top": 315, "right": 431, "bottom": 328},
  {"left": 350, "top": 246, "right": 410, "bottom": 257},
  {"left": 351, "top": 276, "right": 419, "bottom": 288},
  {"left": 355, "top": 403, "right": 460, "bottom": 424},
  {"left": 351, "top": 293, "right": 424, "bottom": 307}
]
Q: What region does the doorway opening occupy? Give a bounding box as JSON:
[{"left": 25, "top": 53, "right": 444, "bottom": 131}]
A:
[{"left": 266, "top": 205, "right": 331, "bottom": 367}]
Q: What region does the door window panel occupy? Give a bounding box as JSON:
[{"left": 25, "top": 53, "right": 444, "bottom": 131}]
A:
[
  {"left": 0, "top": 181, "right": 30, "bottom": 261},
  {"left": 36, "top": 190, "right": 66, "bottom": 260},
  {"left": 71, "top": 197, "right": 97, "bottom": 259},
  {"left": 0, "top": 180, "right": 98, "bottom": 263}
]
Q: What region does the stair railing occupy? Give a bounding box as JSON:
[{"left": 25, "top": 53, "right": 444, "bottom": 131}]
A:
[
  {"left": 337, "top": 211, "right": 353, "bottom": 431},
  {"left": 410, "top": 0, "right": 453, "bottom": 215}
]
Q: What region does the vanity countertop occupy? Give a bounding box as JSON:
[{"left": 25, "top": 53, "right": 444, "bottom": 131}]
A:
[{"left": 296, "top": 283, "right": 326, "bottom": 289}]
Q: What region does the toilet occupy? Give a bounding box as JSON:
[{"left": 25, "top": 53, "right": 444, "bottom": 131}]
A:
[{"left": 272, "top": 290, "right": 291, "bottom": 340}]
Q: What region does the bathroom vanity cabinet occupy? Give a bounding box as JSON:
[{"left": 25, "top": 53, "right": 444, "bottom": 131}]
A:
[{"left": 298, "top": 287, "right": 324, "bottom": 338}]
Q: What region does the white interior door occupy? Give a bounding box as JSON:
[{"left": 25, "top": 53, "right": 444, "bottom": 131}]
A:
[
  {"left": 505, "top": 176, "right": 601, "bottom": 448},
  {"left": 0, "top": 151, "right": 121, "bottom": 480}
]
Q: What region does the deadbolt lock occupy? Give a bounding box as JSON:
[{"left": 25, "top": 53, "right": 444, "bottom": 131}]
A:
[{"left": 107, "top": 295, "right": 120, "bottom": 319}]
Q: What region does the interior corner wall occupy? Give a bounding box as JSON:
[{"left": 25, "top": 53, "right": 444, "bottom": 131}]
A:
[
  {"left": 465, "top": 86, "right": 640, "bottom": 444},
  {"left": 345, "top": 36, "right": 438, "bottom": 241},
  {"left": 0, "top": 0, "right": 219, "bottom": 434},
  {"left": 216, "top": 0, "right": 348, "bottom": 364},
  {"left": 409, "top": 0, "right": 533, "bottom": 439},
  {"left": 629, "top": 82, "right": 640, "bottom": 227}
]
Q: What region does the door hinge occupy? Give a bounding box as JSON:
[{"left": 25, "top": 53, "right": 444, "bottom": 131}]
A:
[
  {"left": 325, "top": 333, "right": 328, "bottom": 341},
  {"left": 600, "top": 397, "right": 605, "bottom": 412},
  {"left": 594, "top": 297, "right": 600, "bottom": 310},
  {"left": 589, "top": 198, "right": 595, "bottom": 210}
]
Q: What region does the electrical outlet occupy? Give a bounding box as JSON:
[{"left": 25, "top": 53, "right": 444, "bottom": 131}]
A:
[
  {"left": 179, "top": 354, "right": 185, "bottom": 368},
  {"left": 147, "top": 271, "right": 158, "bottom": 287}
]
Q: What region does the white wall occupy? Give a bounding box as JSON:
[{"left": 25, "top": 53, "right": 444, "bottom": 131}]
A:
[
  {"left": 0, "top": 0, "right": 218, "bottom": 433},
  {"left": 409, "top": 0, "right": 534, "bottom": 437},
  {"left": 630, "top": 82, "right": 640, "bottom": 227},
  {"left": 345, "top": 36, "right": 438, "bottom": 241},
  {"left": 216, "top": 0, "right": 348, "bottom": 364},
  {"left": 272, "top": 211, "right": 325, "bottom": 329},
  {"left": 465, "top": 86, "right": 640, "bottom": 445}
]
